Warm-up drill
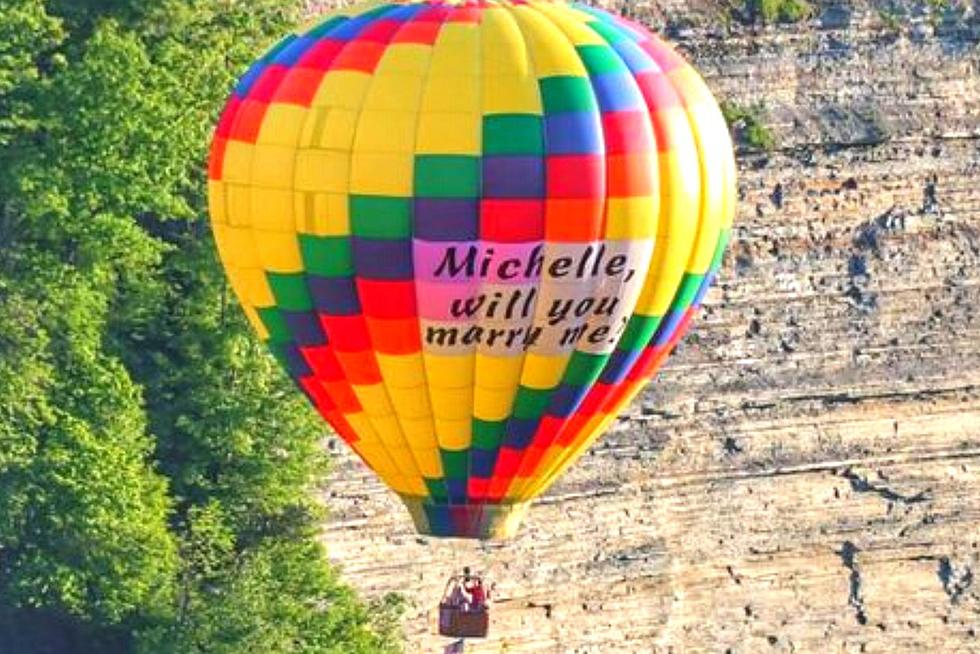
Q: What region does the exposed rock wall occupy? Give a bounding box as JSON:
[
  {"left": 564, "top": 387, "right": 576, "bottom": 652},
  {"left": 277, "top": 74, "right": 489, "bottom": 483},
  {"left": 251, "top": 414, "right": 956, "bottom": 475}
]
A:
[{"left": 316, "top": 1, "right": 980, "bottom": 651}]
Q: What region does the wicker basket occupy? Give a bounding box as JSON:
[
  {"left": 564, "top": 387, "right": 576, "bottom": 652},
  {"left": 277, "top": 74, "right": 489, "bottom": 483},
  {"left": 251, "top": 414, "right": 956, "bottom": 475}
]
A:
[{"left": 438, "top": 604, "right": 489, "bottom": 639}]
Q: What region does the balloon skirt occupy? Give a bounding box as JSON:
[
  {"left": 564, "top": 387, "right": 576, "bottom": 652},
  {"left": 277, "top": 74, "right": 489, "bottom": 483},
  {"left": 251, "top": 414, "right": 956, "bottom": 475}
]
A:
[{"left": 399, "top": 495, "right": 529, "bottom": 540}]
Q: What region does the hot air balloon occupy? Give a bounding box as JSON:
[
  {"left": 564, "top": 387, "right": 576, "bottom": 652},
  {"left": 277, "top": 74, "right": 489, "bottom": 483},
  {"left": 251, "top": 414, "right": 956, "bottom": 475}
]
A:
[{"left": 207, "top": 0, "right": 736, "bottom": 541}]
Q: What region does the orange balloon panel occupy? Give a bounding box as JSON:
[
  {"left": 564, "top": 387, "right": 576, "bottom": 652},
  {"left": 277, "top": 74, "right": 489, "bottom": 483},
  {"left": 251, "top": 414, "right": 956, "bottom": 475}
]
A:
[{"left": 208, "top": 0, "right": 736, "bottom": 539}]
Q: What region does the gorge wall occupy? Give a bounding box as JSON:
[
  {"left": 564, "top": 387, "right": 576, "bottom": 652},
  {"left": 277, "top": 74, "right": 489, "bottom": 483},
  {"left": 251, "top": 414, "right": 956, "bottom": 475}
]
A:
[{"left": 315, "top": 1, "right": 980, "bottom": 651}]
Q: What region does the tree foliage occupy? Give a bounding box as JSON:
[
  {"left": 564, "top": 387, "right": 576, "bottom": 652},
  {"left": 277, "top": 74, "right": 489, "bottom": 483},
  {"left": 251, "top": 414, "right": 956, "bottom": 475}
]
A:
[{"left": 0, "top": 1, "right": 403, "bottom": 651}]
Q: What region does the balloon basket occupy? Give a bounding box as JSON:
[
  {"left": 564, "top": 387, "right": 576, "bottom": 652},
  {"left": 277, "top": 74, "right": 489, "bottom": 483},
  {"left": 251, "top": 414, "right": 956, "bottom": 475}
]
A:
[{"left": 398, "top": 496, "right": 529, "bottom": 540}]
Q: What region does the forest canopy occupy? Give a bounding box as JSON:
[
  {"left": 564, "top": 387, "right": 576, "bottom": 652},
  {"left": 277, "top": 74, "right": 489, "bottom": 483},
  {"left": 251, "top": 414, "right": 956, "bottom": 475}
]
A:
[{"left": 0, "top": 0, "right": 403, "bottom": 651}]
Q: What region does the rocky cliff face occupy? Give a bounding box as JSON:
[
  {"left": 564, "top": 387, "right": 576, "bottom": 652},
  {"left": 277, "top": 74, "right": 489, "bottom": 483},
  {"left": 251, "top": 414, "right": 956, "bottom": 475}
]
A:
[{"left": 316, "top": 1, "right": 980, "bottom": 651}]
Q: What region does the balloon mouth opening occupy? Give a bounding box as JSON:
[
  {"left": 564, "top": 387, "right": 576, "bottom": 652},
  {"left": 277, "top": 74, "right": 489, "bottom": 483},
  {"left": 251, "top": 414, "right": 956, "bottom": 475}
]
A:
[{"left": 398, "top": 495, "right": 529, "bottom": 541}]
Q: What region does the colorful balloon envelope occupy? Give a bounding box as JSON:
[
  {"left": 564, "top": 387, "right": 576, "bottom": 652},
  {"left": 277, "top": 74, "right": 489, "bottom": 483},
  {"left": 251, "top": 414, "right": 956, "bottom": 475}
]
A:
[{"left": 208, "top": 0, "right": 736, "bottom": 539}]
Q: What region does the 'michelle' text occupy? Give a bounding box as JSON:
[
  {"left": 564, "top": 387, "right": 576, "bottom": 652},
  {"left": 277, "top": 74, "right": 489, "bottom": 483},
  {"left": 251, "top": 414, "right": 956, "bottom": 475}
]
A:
[{"left": 433, "top": 244, "right": 637, "bottom": 284}]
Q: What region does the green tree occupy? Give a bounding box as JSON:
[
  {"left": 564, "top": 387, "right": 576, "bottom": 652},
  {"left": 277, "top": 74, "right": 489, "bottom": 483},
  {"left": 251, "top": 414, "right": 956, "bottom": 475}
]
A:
[
  {"left": 0, "top": 0, "right": 63, "bottom": 146},
  {"left": 0, "top": 1, "right": 404, "bottom": 651},
  {"left": 0, "top": 0, "right": 178, "bottom": 636},
  {"left": 0, "top": 263, "right": 178, "bottom": 627},
  {"left": 141, "top": 535, "right": 404, "bottom": 654}
]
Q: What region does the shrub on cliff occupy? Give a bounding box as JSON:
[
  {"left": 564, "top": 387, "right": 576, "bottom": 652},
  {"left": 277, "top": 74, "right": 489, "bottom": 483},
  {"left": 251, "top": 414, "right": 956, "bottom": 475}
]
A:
[
  {"left": 736, "top": 0, "right": 812, "bottom": 24},
  {"left": 721, "top": 101, "right": 778, "bottom": 151}
]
